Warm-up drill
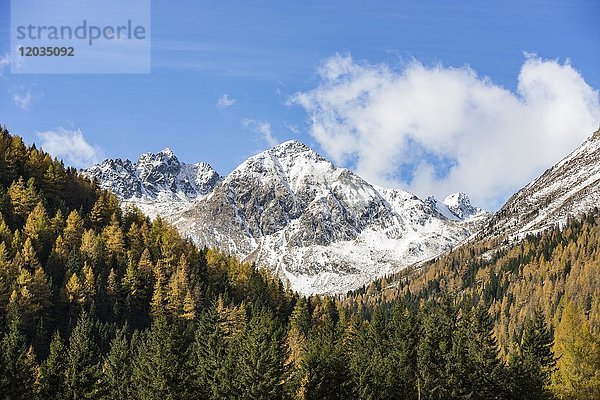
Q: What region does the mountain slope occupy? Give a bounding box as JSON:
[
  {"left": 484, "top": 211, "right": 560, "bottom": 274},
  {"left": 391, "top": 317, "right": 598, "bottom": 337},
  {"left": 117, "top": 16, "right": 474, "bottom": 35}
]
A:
[
  {"left": 482, "top": 128, "right": 600, "bottom": 239},
  {"left": 86, "top": 141, "right": 489, "bottom": 294}
]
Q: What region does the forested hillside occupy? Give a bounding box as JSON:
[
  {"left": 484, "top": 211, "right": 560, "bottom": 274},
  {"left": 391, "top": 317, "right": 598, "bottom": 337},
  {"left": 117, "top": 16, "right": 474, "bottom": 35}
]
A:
[
  {"left": 0, "top": 125, "right": 597, "bottom": 399},
  {"left": 349, "top": 210, "right": 600, "bottom": 399}
]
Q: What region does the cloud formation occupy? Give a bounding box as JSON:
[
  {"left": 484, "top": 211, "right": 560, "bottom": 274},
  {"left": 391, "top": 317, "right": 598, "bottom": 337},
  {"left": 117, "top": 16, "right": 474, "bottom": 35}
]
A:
[
  {"left": 12, "top": 89, "right": 41, "bottom": 110},
  {"left": 37, "top": 128, "right": 104, "bottom": 168},
  {"left": 243, "top": 118, "right": 279, "bottom": 147},
  {"left": 292, "top": 54, "right": 600, "bottom": 209},
  {"left": 0, "top": 54, "right": 10, "bottom": 73},
  {"left": 216, "top": 94, "right": 236, "bottom": 109}
]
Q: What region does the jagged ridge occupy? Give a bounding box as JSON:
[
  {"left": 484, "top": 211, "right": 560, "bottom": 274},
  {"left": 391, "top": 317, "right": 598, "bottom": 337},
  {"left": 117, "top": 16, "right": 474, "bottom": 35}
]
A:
[{"left": 86, "top": 140, "right": 490, "bottom": 294}]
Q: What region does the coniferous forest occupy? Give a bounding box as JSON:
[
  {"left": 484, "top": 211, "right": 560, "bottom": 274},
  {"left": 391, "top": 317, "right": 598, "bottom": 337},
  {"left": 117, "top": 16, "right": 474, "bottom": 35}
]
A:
[{"left": 0, "top": 124, "right": 598, "bottom": 400}]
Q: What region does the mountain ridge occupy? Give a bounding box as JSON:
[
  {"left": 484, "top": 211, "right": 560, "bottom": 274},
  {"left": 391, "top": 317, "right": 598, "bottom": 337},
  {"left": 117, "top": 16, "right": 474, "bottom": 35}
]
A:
[
  {"left": 86, "top": 140, "right": 489, "bottom": 294},
  {"left": 86, "top": 129, "right": 600, "bottom": 294},
  {"left": 481, "top": 128, "right": 600, "bottom": 239}
]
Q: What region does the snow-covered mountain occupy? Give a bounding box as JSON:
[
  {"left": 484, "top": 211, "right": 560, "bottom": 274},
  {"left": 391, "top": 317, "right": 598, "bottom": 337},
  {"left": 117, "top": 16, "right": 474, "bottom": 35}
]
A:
[
  {"left": 86, "top": 141, "right": 489, "bottom": 294},
  {"left": 481, "top": 128, "right": 600, "bottom": 239},
  {"left": 86, "top": 148, "right": 221, "bottom": 217}
]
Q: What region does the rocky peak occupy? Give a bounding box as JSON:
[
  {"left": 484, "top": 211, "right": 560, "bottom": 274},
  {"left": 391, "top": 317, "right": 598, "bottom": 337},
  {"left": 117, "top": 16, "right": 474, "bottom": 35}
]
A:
[
  {"left": 86, "top": 140, "right": 490, "bottom": 294},
  {"left": 444, "top": 192, "right": 479, "bottom": 220},
  {"left": 85, "top": 148, "right": 220, "bottom": 201}
]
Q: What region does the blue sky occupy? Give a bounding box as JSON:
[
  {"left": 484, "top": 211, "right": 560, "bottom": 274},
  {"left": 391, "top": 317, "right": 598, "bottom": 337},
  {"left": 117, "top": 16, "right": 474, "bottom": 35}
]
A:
[{"left": 1, "top": 0, "right": 599, "bottom": 209}]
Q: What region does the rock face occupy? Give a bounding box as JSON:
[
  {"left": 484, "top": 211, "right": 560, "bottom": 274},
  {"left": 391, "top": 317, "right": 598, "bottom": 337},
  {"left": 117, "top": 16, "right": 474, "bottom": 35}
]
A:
[
  {"left": 444, "top": 192, "right": 483, "bottom": 220},
  {"left": 482, "top": 128, "right": 600, "bottom": 239},
  {"left": 86, "top": 141, "right": 490, "bottom": 295},
  {"left": 85, "top": 148, "right": 221, "bottom": 217}
]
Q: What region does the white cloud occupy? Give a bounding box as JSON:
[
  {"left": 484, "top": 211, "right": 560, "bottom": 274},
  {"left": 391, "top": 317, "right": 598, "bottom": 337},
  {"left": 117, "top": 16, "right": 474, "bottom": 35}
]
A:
[
  {"left": 0, "top": 46, "right": 26, "bottom": 75},
  {"left": 12, "top": 90, "right": 40, "bottom": 110},
  {"left": 37, "top": 128, "right": 104, "bottom": 168},
  {"left": 292, "top": 54, "right": 600, "bottom": 210},
  {"left": 0, "top": 54, "right": 10, "bottom": 73},
  {"left": 243, "top": 118, "right": 279, "bottom": 147},
  {"left": 216, "top": 94, "right": 236, "bottom": 109},
  {"left": 285, "top": 123, "right": 300, "bottom": 135}
]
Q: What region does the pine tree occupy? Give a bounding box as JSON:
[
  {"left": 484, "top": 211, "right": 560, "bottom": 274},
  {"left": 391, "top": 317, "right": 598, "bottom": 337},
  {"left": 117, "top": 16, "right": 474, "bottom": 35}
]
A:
[
  {"left": 0, "top": 318, "right": 36, "bottom": 400},
  {"left": 102, "top": 327, "right": 132, "bottom": 400},
  {"left": 65, "top": 312, "right": 103, "bottom": 399},
  {"left": 131, "top": 314, "right": 194, "bottom": 400},
  {"left": 230, "top": 308, "right": 285, "bottom": 399},
  {"left": 37, "top": 331, "right": 67, "bottom": 400},
  {"left": 508, "top": 310, "right": 556, "bottom": 400}
]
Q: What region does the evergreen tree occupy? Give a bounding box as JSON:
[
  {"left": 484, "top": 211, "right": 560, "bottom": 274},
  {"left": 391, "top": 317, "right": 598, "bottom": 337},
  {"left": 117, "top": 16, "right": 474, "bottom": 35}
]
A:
[
  {"left": 191, "top": 309, "right": 228, "bottom": 400},
  {"left": 508, "top": 310, "right": 556, "bottom": 400},
  {"left": 387, "top": 302, "right": 419, "bottom": 399},
  {"left": 302, "top": 316, "right": 351, "bottom": 400},
  {"left": 417, "top": 299, "right": 455, "bottom": 400},
  {"left": 37, "top": 331, "right": 67, "bottom": 400},
  {"left": 230, "top": 308, "right": 285, "bottom": 399},
  {"left": 349, "top": 306, "right": 391, "bottom": 400},
  {"left": 65, "top": 312, "right": 103, "bottom": 399},
  {"left": 0, "top": 318, "right": 36, "bottom": 400},
  {"left": 102, "top": 327, "right": 132, "bottom": 400},
  {"left": 132, "top": 314, "right": 194, "bottom": 400}
]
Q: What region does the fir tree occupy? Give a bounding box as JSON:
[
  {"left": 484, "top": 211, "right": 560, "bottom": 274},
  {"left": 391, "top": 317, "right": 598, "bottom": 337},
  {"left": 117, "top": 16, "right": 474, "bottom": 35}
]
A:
[
  {"left": 131, "top": 314, "right": 194, "bottom": 400},
  {"left": 508, "top": 310, "right": 556, "bottom": 400},
  {"left": 0, "top": 318, "right": 36, "bottom": 400},
  {"left": 102, "top": 327, "right": 132, "bottom": 400},
  {"left": 37, "top": 331, "right": 67, "bottom": 400},
  {"left": 230, "top": 308, "right": 285, "bottom": 399},
  {"left": 65, "top": 312, "right": 103, "bottom": 399}
]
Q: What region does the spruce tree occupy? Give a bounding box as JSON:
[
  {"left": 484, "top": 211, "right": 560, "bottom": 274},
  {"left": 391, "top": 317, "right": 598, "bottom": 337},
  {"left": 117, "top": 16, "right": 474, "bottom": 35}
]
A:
[
  {"left": 387, "top": 302, "right": 419, "bottom": 399},
  {"left": 192, "top": 309, "right": 228, "bottom": 399},
  {"left": 102, "top": 327, "right": 132, "bottom": 400},
  {"left": 37, "top": 331, "right": 67, "bottom": 400},
  {"left": 65, "top": 312, "right": 103, "bottom": 399},
  {"left": 302, "top": 316, "right": 351, "bottom": 400},
  {"left": 230, "top": 308, "right": 285, "bottom": 399},
  {"left": 508, "top": 310, "right": 556, "bottom": 400},
  {"left": 417, "top": 300, "right": 455, "bottom": 400},
  {"left": 131, "top": 314, "right": 194, "bottom": 400},
  {"left": 0, "top": 318, "right": 36, "bottom": 400}
]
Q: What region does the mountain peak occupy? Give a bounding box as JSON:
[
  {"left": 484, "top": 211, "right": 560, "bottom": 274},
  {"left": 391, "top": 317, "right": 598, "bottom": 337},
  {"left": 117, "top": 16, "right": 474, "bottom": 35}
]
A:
[
  {"left": 444, "top": 192, "right": 471, "bottom": 207},
  {"left": 443, "top": 192, "right": 481, "bottom": 220},
  {"left": 269, "top": 140, "right": 312, "bottom": 155},
  {"left": 160, "top": 147, "right": 176, "bottom": 157},
  {"left": 85, "top": 147, "right": 220, "bottom": 205}
]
